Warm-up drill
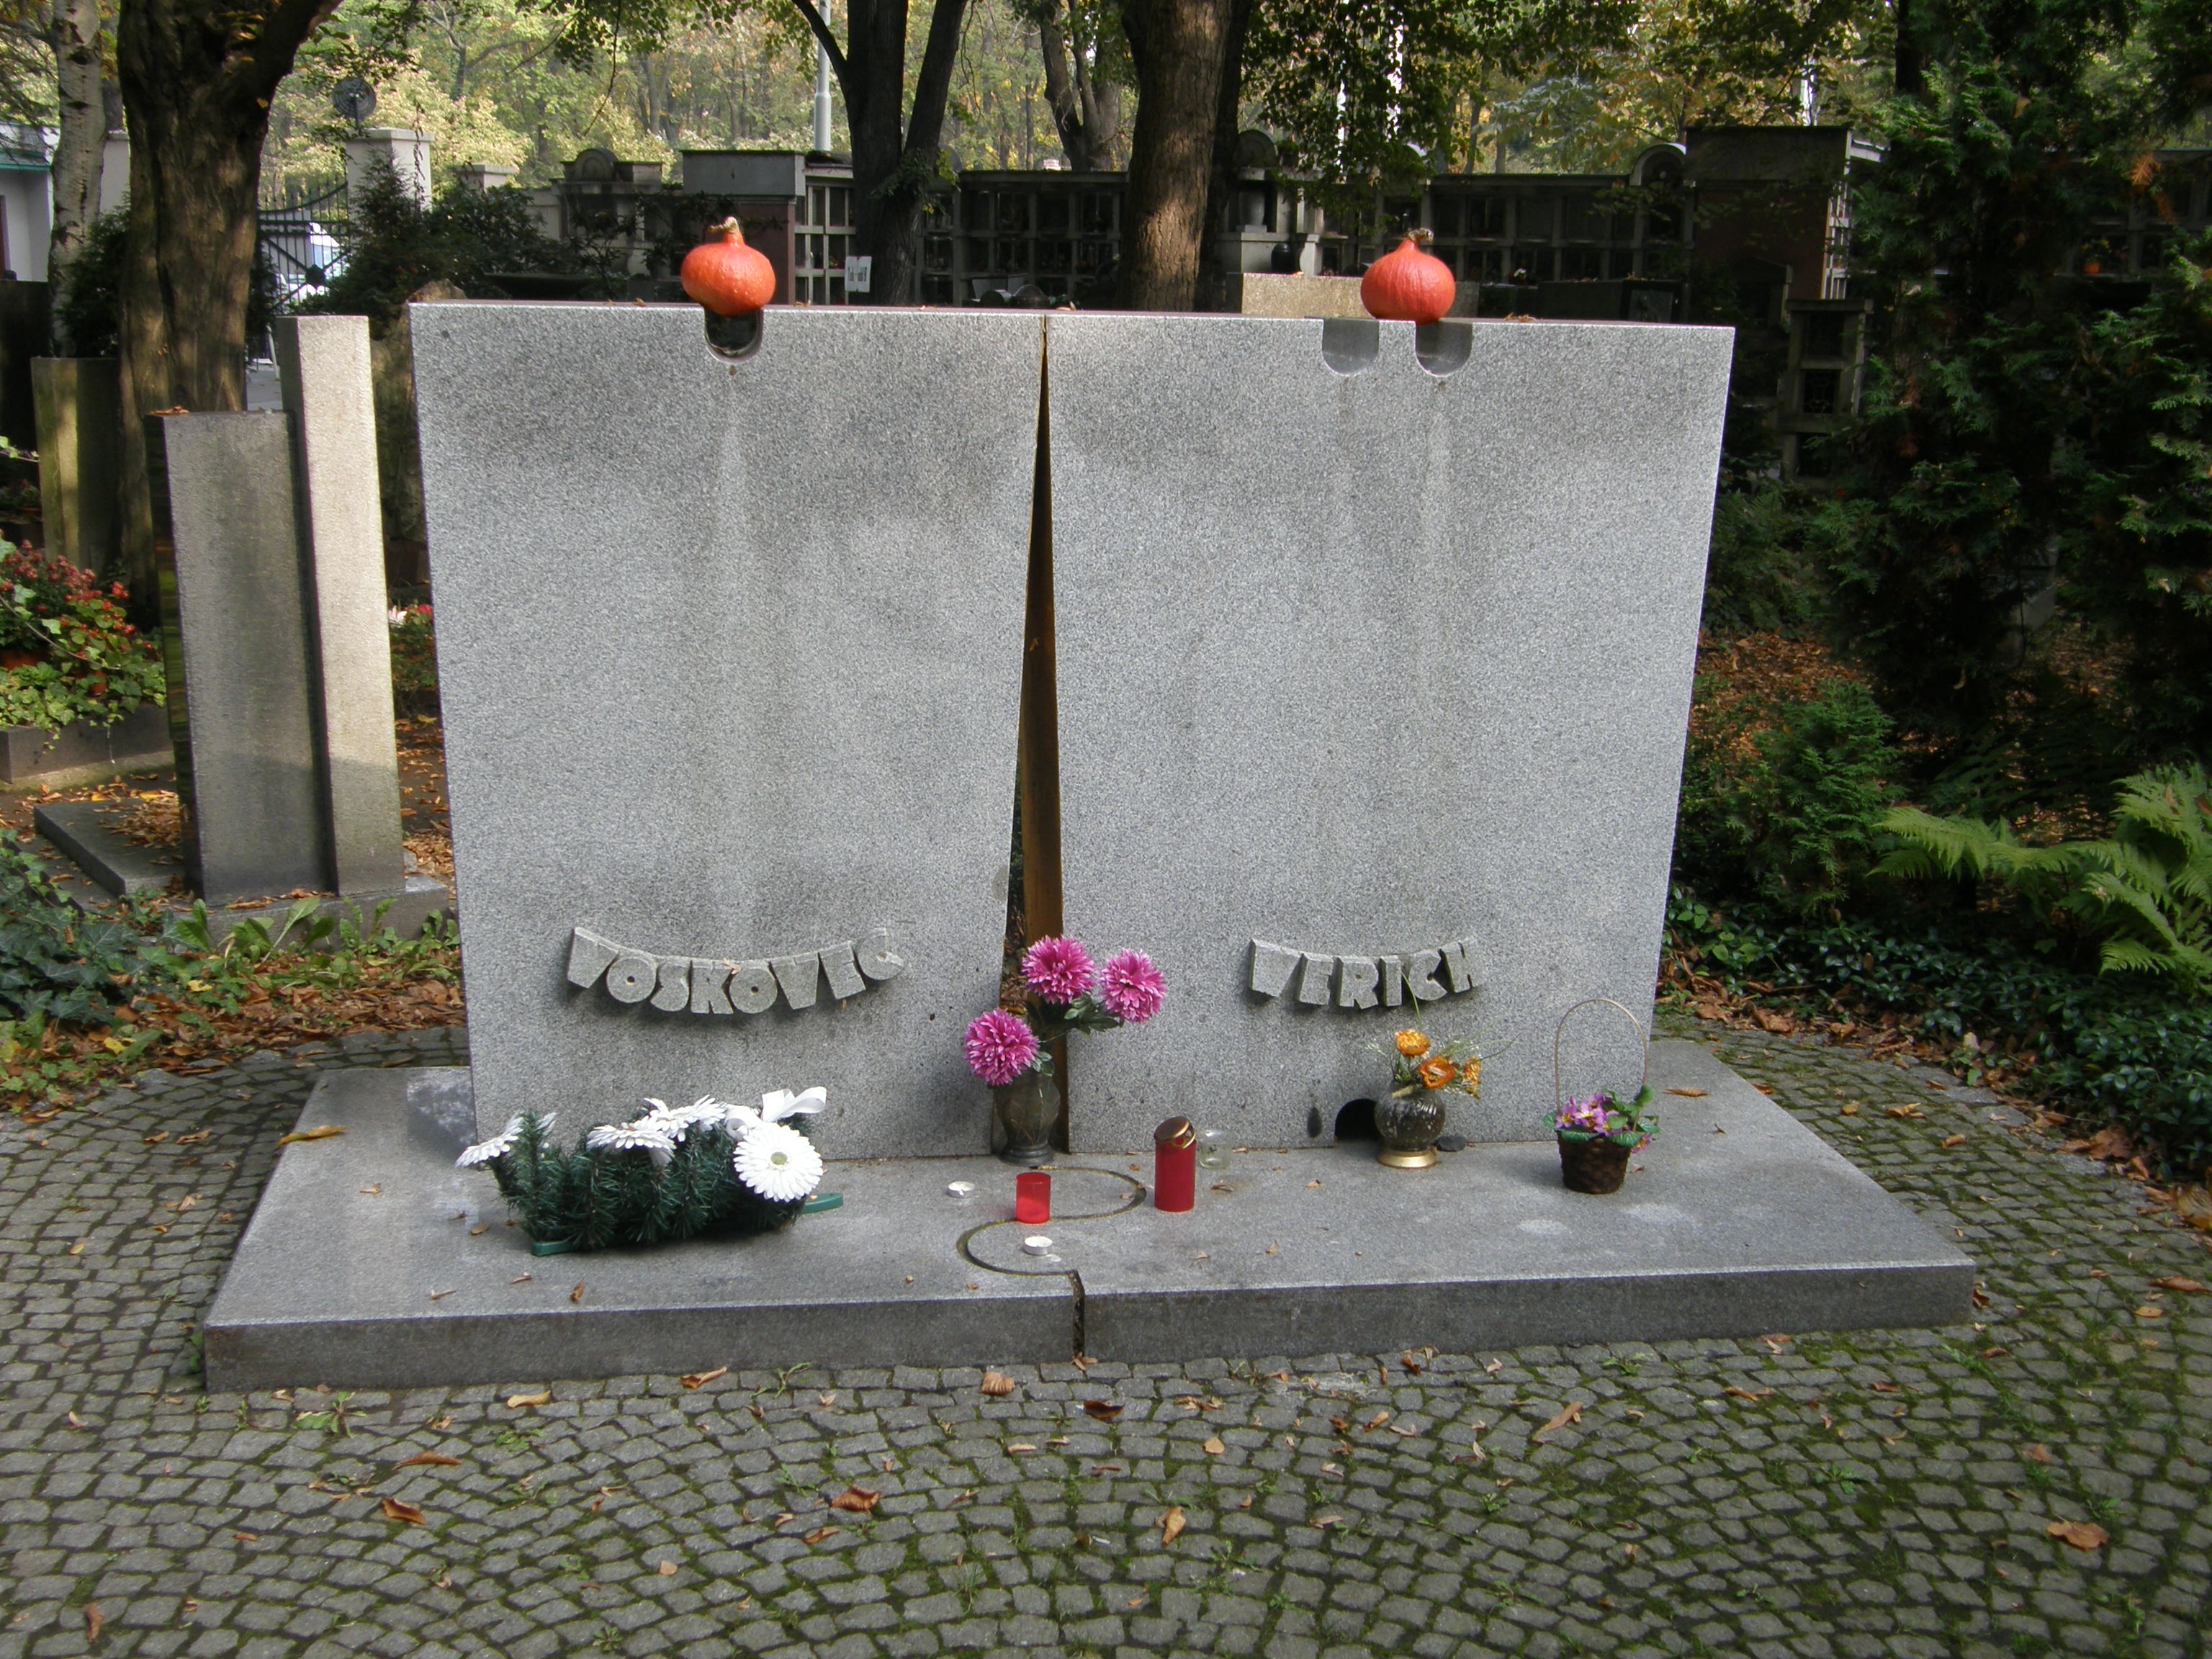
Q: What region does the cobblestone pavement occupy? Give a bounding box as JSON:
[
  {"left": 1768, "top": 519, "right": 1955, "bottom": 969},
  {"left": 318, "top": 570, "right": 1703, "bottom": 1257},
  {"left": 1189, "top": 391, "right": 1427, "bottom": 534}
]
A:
[{"left": 3, "top": 1018, "right": 2208, "bottom": 1659}]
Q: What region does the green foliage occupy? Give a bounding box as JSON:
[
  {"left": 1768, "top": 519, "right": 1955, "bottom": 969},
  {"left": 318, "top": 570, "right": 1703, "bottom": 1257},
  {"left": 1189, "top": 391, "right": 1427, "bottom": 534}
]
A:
[
  {"left": 0, "top": 543, "right": 166, "bottom": 735},
  {"left": 1702, "top": 477, "right": 1831, "bottom": 635},
  {"left": 1677, "top": 678, "right": 1898, "bottom": 915},
  {"left": 0, "top": 840, "right": 147, "bottom": 1025},
  {"left": 1667, "top": 886, "right": 2212, "bottom": 1177},
  {"left": 52, "top": 209, "right": 130, "bottom": 359},
  {"left": 1879, "top": 763, "right": 2212, "bottom": 993},
  {"left": 476, "top": 1108, "right": 806, "bottom": 1250},
  {"left": 304, "top": 161, "right": 584, "bottom": 331}
]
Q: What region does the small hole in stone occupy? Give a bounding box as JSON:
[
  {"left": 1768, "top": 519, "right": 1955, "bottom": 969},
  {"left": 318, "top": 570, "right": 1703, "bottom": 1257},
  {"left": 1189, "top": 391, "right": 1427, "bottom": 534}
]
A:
[
  {"left": 1334, "top": 1099, "right": 1378, "bottom": 1142},
  {"left": 703, "top": 309, "right": 763, "bottom": 360}
]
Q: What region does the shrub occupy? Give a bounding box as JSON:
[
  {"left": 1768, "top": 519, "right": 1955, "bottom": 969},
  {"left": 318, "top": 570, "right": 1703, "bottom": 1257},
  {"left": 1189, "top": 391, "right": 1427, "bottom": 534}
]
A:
[
  {"left": 1668, "top": 889, "right": 2212, "bottom": 1179},
  {"left": 1702, "top": 477, "right": 1830, "bottom": 637},
  {"left": 1676, "top": 675, "right": 1897, "bottom": 917},
  {"left": 1879, "top": 763, "right": 2212, "bottom": 993},
  {"left": 0, "top": 542, "right": 165, "bottom": 734},
  {"left": 388, "top": 601, "right": 437, "bottom": 711},
  {"left": 0, "top": 838, "right": 146, "bottom": 1024}
]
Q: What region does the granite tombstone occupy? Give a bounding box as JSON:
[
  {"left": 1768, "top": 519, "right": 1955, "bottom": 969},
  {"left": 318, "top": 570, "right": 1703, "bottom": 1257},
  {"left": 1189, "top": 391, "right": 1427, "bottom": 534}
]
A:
[
  {"left": 1046, "top": 315, "right": 1731, "bottom": 1150},
  {"left": 411, "top": 305, "right": 1040, "bottom": 1156}
]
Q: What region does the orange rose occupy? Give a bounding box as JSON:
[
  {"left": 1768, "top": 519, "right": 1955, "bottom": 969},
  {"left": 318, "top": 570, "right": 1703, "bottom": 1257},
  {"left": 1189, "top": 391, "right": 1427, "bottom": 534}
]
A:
[
  {"left": 1418, "top": 1057, "right": 1457, "bottom": 1090},
  {"left": 1459, "top": 1059, "right": 1482, "bottom": 1094},
  {"left": 1394, "top": 1029, "right": 1430, "bottom": 1058}
]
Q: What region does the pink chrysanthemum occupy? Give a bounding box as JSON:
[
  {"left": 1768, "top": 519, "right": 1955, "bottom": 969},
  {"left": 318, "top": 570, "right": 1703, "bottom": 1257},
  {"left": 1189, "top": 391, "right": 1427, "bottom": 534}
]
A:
[
  {"left": 1022, "top": 935, "right": 1097, "bottom": 1004},
  {"left": 966, "top": 1009, "right": 1040, "bottom": 1085},
  {"left": 1097, "top": 950, "right": 1166, "bottom": 1024}
]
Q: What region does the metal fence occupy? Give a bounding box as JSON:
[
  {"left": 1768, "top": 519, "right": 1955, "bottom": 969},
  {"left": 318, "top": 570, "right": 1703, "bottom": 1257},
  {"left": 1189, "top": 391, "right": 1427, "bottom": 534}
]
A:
[{"left": 257, "top": 182, "right": 348, "bottom": 310}]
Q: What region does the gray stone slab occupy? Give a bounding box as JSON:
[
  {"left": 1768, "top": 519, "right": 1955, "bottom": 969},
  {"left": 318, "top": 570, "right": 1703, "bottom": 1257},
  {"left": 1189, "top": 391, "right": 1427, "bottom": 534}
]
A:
[
  {"left": 0, "top": 703, "right": 170, "bottom": 787},
  {"left": 202, "top": 1068, "right": 1072, "bottom": 1393},
  {"left": 150, "top": 413, "right": 328, "bottom": 903},
  {"left": 1044, "top": 314, "right": 1732, "bottom": 1150},
  {"left": 29, "top": 796, "right": 449, "bottom": 939},
  {"left": 410, "top": 304, "right": 1042, "bottom": 1155},
  {"left": 274, "top": 316, "right": 408, "bottom": 897},
  {"left": 34, "top": 797, "right": 181, "bottom": 894},
  {"left": 202, "top": 1041, "right": 1969, "bottom": 1390}
]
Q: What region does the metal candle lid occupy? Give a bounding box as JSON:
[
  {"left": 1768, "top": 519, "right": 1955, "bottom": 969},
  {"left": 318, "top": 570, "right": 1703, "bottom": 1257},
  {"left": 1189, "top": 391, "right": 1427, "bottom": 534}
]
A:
[{"left": 1155, "top": 1116, "right": 1196, "bottom": 1149}]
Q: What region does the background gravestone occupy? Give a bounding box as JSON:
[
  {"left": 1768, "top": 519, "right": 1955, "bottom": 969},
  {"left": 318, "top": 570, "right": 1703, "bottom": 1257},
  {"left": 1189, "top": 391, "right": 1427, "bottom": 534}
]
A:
[
  {"left": 412, "top": 304, "right": 1040, "bottom": 1156},
  {"left": 1046, "top": 315, "right": 1732, "bottom": 1151}
]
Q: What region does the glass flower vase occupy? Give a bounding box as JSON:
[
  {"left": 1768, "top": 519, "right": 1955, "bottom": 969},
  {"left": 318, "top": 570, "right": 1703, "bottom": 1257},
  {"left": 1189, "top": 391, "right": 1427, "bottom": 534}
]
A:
[{"left": 1374, "top": 1088, "right": 1447, "bottom": 1168}]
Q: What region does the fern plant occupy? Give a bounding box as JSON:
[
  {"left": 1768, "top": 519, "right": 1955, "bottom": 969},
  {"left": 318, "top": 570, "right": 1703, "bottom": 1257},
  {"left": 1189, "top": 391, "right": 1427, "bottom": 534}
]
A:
[{"left": 1877, "top": 763, "right": 2212, "bottom": 994}]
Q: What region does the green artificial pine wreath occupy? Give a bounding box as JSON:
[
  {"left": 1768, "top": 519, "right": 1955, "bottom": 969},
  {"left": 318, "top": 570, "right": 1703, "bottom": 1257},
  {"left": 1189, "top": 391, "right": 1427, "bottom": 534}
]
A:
[{"left": 459, "top": 1095, "right": 822, "bottom": 1251}]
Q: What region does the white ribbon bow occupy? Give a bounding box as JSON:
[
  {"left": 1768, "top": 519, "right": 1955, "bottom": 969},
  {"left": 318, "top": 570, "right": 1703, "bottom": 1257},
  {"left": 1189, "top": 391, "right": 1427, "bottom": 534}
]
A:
[{"left": 762, "top": 1086, "right": 827, "bottom": 1122}]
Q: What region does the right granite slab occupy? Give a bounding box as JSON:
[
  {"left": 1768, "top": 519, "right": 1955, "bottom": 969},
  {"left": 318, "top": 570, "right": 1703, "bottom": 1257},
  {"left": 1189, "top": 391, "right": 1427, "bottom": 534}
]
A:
[{"left": 1046, "top": 315, "right": 1733, "bottom": 1151}]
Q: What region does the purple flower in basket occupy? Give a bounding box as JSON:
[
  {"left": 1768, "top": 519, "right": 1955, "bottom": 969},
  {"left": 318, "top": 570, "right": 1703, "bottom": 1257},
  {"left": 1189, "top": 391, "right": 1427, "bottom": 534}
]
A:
[
  {"left": 1098, "top": 950, "right": 1166, "bottom": 1024},
  {"left": 1022, "top": 935, "right": 1097, "bottom": 1004},
  {"left": 965, "top": 1009, "right": 1040, "bottom": 1086},
  {"left": 1556, "top": 1093, "right": 1614, "bottom": 1136}
]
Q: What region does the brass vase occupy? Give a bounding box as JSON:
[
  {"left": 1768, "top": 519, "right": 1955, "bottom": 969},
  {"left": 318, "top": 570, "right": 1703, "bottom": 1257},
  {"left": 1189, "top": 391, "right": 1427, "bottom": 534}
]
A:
[{"left": 1374, "top": 1088, "right": 1447, "bottom": 1169}]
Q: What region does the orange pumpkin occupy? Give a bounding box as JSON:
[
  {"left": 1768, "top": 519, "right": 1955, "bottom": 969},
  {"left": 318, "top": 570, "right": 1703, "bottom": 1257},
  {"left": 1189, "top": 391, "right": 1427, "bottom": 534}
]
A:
[
  {"left": 681, "top": 218, "right": 777, "bottom": 316},
  {"left": 1361, "top": 231, "right": 1456, "bottom": 324}
]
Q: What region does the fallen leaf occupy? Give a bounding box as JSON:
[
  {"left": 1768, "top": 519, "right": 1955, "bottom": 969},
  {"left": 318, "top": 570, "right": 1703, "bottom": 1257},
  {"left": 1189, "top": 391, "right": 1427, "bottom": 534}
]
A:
[
  {"left": 570, "top": 1282, "right": 584, "bottom": 1303},
  {"left": 277, "top": 1125, "right": 346, "bottom": 1144},
  {"left": 830, "top": 1487, "right": 881, "bottom": 1514},
  {"left": 1884, "top": 1105, "right": 1925, "bottom": 1120},
  {"left": 2024, "top": 1444, "right": 2053, "bottom": 1464},
  {"left": 2134, "top": 1305, "right": 2164, "bottom": 1318},
  {"left": 1264, "top": 1243, "right": 1278, "bottom": 1255},
  {"left": 233, "top": 1532, "right": 258, "bottom": 1542},
  {"left": 1159, "top": 1506, "right": 1185, "bottom": 1545},
  {"left": 143, "top": 1131, "right": 168, "bottom": 1145},
  {"left": 1532, "top": 1401, "right": 1586, "bottom": 1442},
  {"left": 980, "top": 1372, "right": 1016, "bottom": 1397},
  {"left": 1082, "top": 1400, "right": 1125, "bottom": 1421},
  {"left": 392, "top": 1452, "right": 462, "bottom": 1469},
  {"left": 359, "top": 1184, "right": 382, "bottom": 1196},
  {"left": 1982, "top": 1346, "right": 2009, "bottom": 1358},
  {"left": 1328, "top": 1414, "right": 1350, "bottom": 1434},
  {"left": 657, "top": 1560, "right": 678, "bottom": 1576},
  {"left": 1871, "top": 1380, "right": 1901, "bottom": 1394},
  {"left": 177, "top": 1130, "right": 210, "bottom": 1145},
  {"left": 1665, "top": 1087, "right": 1709, "bottom": 1097},
  {"left": 1941, "top": 1134, "right": 1968, "bottom": 1148},
  {"left": 1126, "top": 1595, "right": 1147, "bottom": 1608},
  {"left": 1485, "top": 1359, "right": 1503, "bottom": 1374},
  {"left": 680, "top": 1367, "right": 728, "bottom": 1390},
  {"left": 1306, "top": 1179, "right": 1322, "bottom": 1189},
  {"left": 1362, "top": 1411, "right": 1390, "bottom": 1432},
  {"left": 2048, "top": 1519, "right": 2108, "bottom": 1552},
  {"left": 67, "top": 1411, "right": 86, "bottom": 1429},
  {"left": 67, "top": 1241, "right": 86, "bottom": 1256},
  {"left": 167, "top": 1195, "right": 199, "bottom": 1213},
  {"left": 1202, "top": 1437, "right": 1226, "bottom": 1455},
  {"left": 505, "top": 1390, "right": 551, "bottom": 1410},
  {"left": 1724, "top": 1387, "right": 1773, "bottom": 1401},
  {"left": 1007, "top": 1442, "right": 1038, "bottom": 1454},
  {"left": 801, "top": 1526, "right": 840, "bottom": 1545},
  {"left": 1310, "top": 1514, "right": 1344, "bottom": 1528},
  {"left": 468, "top": 1224, "right": 488, "bottom": 1237},
  {"left": 1840, "top": 1103, "right": 1861, "bottom": 1115},
  {"left": 1622, "top": 1542, "right": 1638, "bottom": 1561},
  {"left": 380, "top": 1498, "right": 427, "bottom": 1525},
  {"left": 85, "top": 1604, "right": 102, "bottom": 1644},
  {"left": 2152, "top": 1276, "right": 2206, "bottom": 1293}
]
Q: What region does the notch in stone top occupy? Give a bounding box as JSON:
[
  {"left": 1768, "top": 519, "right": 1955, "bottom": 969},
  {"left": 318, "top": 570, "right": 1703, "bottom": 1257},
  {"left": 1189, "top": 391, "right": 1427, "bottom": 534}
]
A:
[
  {"left": 703, "top": 310, "right": 764, "bottom": 360},
  {"left": 1321, "top": 318, "right": 1380, "bottom": 375},
  {"left": 1414, "top": 320, "right": 1473, "bottom": 377}
]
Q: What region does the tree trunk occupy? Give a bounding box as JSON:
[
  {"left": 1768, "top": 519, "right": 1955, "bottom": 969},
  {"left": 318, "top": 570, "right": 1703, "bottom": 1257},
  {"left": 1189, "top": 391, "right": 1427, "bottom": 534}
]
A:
[
  {"left": 797, "top": 0, "right": 969, "bottom": 303},
  {"left": 1195, "top": 0, "right": 1255, "bottom": 307},
  {"left": 1038, "top": 4, "right": 1123, "bottom": 172},
  {"left": 114, "top": 0, "right": 343, "bottom": 609},
  {"left": 1117, "top": 0, "right": 1234, "bottom": 310},
  {"left": 46, "top": 0, "right": 105, "bottom": 346}
]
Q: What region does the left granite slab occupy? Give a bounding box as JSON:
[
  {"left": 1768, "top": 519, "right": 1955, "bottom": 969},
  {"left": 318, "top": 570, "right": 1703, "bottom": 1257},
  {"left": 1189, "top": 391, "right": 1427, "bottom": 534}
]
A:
[
  {"left": 411, "top": 305, "right": 1043, "bottom": 1158},
  {"left": 203, "top": 1067, "right": 1075, "bottom": 1393}
]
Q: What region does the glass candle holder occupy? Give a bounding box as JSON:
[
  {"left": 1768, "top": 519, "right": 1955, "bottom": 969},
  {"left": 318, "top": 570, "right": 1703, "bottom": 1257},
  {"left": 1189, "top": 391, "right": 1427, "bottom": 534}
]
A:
[
  {"left": 1197, "top": 1129, "right": 1231, "bottom": 1170},
  {"left": 1015, "top": 1170, "right": 1051, "bottom": 1225}
]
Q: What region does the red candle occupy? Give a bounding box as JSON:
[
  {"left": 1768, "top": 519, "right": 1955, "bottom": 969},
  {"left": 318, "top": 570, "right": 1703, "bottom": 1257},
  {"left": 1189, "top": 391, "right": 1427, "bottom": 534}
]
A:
[
  {"left": 1154, "top": 1117, "right": 1197, "bottom": 1213},
  {"left": 1015, "top": 1171, "right": 1051, "bottom": 1225}
]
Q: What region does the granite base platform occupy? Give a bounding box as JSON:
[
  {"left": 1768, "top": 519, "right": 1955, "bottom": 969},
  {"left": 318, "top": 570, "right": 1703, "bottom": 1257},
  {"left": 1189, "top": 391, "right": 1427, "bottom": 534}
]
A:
[
  {"left": 202, "top": 1040, "right": 1974, "bottom": 1391},
  {"left": 34, "top": 797, "right": 451, "bottom": 943}
]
